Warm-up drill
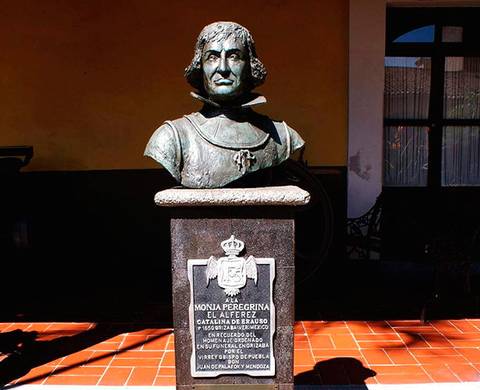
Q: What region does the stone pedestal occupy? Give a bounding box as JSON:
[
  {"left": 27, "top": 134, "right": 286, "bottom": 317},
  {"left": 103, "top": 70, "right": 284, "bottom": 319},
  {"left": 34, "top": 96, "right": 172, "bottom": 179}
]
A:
[{"left": 155, "top": 186, "right": 310, "bottom": 390}]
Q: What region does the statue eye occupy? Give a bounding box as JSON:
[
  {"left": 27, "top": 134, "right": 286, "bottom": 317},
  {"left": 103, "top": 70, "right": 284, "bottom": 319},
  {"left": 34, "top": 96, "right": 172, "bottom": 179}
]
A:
[
  {"left": 206, "top": 53, "right": 218, "bottom": 61},
  {"left": 229, "top": 53, "right": 240, "bottom": 60}
]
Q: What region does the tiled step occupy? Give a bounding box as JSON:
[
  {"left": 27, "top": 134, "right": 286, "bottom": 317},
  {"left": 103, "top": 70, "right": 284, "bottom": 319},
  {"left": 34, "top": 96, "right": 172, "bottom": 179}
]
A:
[{"left": 1, "top": 320, "right": 480, "bottom": 386}]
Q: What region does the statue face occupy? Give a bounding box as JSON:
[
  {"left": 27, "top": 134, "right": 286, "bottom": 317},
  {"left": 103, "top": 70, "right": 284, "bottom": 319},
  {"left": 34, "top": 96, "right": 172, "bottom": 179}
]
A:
[{"left": 201, "top": 35, "right": 248, "bottom": 102}]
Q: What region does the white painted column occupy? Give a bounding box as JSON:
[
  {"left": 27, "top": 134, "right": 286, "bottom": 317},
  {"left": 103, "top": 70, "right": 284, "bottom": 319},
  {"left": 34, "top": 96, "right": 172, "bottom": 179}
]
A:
[{"left": 348, "top": 0, "right": 386, "bottom": 217}]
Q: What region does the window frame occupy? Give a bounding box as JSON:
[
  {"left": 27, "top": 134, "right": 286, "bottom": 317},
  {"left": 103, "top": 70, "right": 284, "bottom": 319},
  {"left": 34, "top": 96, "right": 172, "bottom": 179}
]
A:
[{"left": 385, "top": 7, "right": 480, "bottom": 188}]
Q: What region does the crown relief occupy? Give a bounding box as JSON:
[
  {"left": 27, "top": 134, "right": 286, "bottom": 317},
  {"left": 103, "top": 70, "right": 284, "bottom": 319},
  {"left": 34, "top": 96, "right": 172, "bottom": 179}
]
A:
[
  {"left": 206, "top": 235, "right": 257, "bottom": 296},
  {"left": 221, "top": 235, "right": 245, "bottom": 256}
]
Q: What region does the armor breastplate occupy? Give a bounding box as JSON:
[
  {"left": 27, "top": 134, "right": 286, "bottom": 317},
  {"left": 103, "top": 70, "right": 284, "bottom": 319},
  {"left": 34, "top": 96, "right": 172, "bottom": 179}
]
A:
[
  {"left": 168, "top": 112, "right": 289, "bottom": 188},
  {"left": 185, "top": 113, "right": 271, "bottom": 149},
  {"left": 144, "top": 98, "right": 305, "bottom": 188}
]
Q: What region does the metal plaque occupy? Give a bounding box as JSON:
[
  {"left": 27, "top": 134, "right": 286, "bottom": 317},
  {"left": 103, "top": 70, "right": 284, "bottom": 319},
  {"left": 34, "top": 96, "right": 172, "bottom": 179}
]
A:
[{"left": 187, "top": 235, "right": 275, "bottom": 377}]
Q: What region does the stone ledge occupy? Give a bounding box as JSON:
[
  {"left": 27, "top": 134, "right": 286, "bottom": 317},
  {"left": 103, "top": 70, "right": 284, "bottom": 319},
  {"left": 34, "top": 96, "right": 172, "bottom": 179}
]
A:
[{"left": 154, "top": 185, "right": 310, "bottom": 207}]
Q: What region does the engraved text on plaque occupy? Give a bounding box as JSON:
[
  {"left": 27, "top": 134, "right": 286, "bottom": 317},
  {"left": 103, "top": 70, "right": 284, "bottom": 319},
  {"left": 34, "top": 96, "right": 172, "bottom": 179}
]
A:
[{"left": 187, "top": 236, "right": 275, "bottom": 377}]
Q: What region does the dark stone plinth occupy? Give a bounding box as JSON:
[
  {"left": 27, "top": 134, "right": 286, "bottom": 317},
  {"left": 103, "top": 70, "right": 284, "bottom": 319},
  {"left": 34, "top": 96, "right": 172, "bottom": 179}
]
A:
[{"left": 156, "top": 187, "right": 309, "bottom": 390}]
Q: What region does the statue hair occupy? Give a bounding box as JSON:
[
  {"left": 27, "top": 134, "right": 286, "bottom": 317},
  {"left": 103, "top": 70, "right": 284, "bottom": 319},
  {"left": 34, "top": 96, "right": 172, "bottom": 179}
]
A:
[{"left": 185, "top": 21, "right": 267, "bottom": 92}]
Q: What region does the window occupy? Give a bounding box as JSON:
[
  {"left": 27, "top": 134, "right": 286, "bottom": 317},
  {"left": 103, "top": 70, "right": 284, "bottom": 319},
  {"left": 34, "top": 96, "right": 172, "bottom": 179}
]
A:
[
  {"left": 394, "top": 25, "right": 435, "bottom": 43},
  {"left": 384, "top": 8, "right": 480, "bottom": 187}
]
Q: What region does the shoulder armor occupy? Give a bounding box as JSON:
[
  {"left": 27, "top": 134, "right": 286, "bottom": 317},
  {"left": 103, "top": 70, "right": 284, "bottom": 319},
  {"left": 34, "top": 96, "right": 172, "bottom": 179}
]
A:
[{"left": 144, "top": 121, "right": 182, "bottom": 181}]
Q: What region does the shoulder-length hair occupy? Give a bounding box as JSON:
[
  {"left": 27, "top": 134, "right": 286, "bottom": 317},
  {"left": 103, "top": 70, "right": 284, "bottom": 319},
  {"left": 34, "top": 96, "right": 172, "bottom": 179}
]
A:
[{"left": 184, "top": 22, "right": 267, "bottom": 92}]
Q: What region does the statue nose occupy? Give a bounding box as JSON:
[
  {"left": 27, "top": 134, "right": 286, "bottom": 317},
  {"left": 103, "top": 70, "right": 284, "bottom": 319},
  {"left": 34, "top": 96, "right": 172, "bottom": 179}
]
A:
[{"left": 218, "top": 53, "right": 230, "bottom": 75}]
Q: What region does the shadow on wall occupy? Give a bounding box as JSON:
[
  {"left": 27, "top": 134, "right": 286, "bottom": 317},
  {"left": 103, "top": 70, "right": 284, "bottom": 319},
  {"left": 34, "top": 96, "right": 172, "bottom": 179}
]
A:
[
  {"left": 0, "top": 165, "right": 346, "bottom": 321},
  {"left": 0, "top": 168, "right": 177, "bottom": 321},
  {"left": 295, "top": 357, "right": 376, "bottom": 388}
]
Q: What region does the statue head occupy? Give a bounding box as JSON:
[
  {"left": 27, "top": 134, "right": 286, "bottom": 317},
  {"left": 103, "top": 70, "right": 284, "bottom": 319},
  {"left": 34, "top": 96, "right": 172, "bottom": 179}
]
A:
[{"left": 185, "top": 22, "right": 267, "bottom": 103}]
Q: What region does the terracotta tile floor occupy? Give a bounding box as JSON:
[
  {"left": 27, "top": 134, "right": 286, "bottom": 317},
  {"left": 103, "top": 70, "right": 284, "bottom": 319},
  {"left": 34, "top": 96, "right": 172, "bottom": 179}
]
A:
[{"left": 1, "top": 320, "right": 480, "bottom": 386}]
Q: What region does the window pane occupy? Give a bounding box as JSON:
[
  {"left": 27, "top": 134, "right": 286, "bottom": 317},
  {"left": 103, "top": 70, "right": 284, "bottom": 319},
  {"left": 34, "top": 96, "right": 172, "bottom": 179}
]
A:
[
  {"left": 384, "top": 57, "right": 431, "bottom": 119},
  {"left": 384, "top": 126, "right": 429, "bottom": 186},
  {"left": 442, "top": 26, "right": 463, "bottom": 43},
  {"left": 394, "top": 25, "right": 435, "bottom": 43},
  {"left": 444, "top": 57, "right": 480, "bottom": 119},
  {"left": 442, "top": 126, "right": 480, "bottom": 186}
]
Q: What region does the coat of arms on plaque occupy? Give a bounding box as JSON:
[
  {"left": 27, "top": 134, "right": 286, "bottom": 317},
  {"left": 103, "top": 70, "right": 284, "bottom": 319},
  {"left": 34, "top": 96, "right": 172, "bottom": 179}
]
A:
[{"left": 205, "top": 235, "right": 257, "bottom": 296}]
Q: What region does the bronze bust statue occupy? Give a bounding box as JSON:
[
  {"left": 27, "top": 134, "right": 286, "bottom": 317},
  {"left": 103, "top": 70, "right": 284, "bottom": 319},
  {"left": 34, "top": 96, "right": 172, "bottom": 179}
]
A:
[{"left": 144, "top": 21, "right": 304, "bottom": 188}]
